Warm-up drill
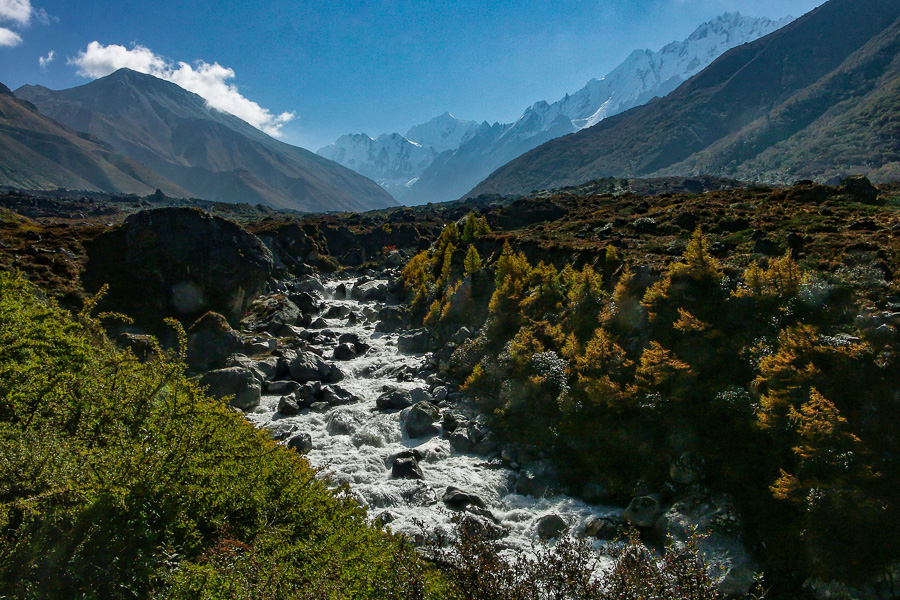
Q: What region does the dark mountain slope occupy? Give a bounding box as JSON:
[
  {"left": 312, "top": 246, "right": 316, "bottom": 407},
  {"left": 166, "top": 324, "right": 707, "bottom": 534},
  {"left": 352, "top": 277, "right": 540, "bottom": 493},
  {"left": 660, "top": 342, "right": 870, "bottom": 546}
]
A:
[
  {"left": 17, "top": 70, "right": 395, "bottom": 212},
  {"left": 0, "top": 81, "right": 188, "bottom": 196},
  {"left": 469, "top": 0, "right": 900, "bottom": 197}
]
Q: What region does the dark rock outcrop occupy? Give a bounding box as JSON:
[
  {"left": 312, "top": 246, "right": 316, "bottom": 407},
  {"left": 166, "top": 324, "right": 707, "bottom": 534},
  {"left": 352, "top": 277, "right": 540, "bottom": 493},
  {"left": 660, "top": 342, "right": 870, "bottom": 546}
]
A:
[
  {"left": 84, "top": 208, "right": 273, "bottom": 329},
  {"left": 198, "top": 366, "right": 261, "bottom": 410}
]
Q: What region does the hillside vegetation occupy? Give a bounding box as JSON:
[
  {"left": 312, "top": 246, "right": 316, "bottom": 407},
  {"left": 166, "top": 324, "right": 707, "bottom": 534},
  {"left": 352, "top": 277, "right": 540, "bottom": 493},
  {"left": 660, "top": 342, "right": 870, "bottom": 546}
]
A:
[{"left": 402, "top": 180, "right": 900, "bottom": 588}]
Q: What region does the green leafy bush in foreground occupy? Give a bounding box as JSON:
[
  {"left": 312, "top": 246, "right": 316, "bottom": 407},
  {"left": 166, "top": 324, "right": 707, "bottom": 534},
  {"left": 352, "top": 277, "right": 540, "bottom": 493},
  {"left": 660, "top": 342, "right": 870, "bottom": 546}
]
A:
[{"left": 0, "top": 272, "right": 420, "bottom": 599}]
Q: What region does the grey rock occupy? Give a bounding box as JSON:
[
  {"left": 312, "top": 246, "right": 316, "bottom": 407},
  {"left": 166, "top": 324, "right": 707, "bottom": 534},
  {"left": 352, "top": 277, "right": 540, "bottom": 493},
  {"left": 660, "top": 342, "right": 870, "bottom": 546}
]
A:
[
  {"left": 404, "top": 402, "right": 440, "bottom": 438},
  {"left": 536, "top": 514, "right": 568, "bottom": 539},
  {"left": 286, "top": 432, "right": 313, "bottom": 454},
  {"left": 320, "top": 385, "right": 359, "bottom": 406},
  {"left": 376, "top": 387, "right": 413, "bottom": 410},
  {"left": 333, "top": 343, "right": 357, "bottom": 361},
  {"left": 352, "top": 280, "right": 389, "bottom": 302},
  {"left": 623, "top": 496, "right": 662, "bottom": 527},
  {"left": 288, "top": 351, "right": 339, "bottom": 383},
  {"left": 442, "top": 486, "right": 486, "bottom": 510},
  {"left": 391, "top": 457, "right": 425, "bottom": 480},
  {"left": 277, "top": 393, "right": 301, "bottom": 415},
  {"left": 266, "top": 380, "right": 301, "bottom": 395},
  {"left": 198, "top": 367, "right": 261, "bottom": 410},
  {"left": 398, "top": 329, "right": 430, "bottom": 354},
  {"left": 584, "top": 516, "right": 623, "bottom": 540},
  {"left": 375, "top": 306, "right": 409, "bottom": 333}
]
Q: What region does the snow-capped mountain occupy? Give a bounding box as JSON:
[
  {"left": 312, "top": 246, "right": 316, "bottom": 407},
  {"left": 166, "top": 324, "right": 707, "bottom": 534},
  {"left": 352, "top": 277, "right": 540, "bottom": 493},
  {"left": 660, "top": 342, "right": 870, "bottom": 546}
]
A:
[
  {"left": 403, "top": 12, "right": 792, "bottom": 205},
  {"left": 317, "top": 133, "right": 437, "bottom": 199},
  {"left": 317, "top": 113, "right": 477, "bottom": 200},
  {"left": 405, "top": 112, "right": 480, "bottom": 153},
  {"left": 321, "top": 12, "right": 792, "bottom": 204}
]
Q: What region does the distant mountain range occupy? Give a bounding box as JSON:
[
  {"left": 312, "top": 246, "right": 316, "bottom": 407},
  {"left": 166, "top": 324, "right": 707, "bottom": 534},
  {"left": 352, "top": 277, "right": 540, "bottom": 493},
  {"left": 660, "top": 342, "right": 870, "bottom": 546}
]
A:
[
  {"left": 319, "top": 12, "right": 791, "bottom": 204},
  {"left": 15, "top": 69, "right": 395, "bottom": 212},
  {"left": 470, "top": 0, "right": 900, "bottom": 197}
]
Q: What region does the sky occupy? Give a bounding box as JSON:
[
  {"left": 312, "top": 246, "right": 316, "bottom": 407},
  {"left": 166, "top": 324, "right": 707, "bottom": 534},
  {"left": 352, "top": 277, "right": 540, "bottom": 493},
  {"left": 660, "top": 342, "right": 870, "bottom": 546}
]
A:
[{"left": 0, "top": 0, "right": 827, "bottom": 151}]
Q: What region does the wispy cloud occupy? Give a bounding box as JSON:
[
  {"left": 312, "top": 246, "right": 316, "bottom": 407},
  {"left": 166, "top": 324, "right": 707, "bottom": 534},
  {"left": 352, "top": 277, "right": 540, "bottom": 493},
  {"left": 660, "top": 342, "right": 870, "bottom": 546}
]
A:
[
  {"left": 38, "top": 48, "right": 53, "bottom": 69},
  {"left": 0, "top": 0, "right": 54, "bottom": 48},
  {"left": 69, "top": 41, "right": 296, "bottom": 137}
]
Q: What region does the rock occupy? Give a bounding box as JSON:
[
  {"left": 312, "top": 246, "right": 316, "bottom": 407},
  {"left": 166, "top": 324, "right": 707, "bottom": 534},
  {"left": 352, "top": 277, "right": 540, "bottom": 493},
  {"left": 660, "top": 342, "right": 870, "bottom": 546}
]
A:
[
  {"left": 309, "top": 317, "right": 328, "bottom": 329},
  {"left": 286, "top": 432, "right": 313, "bottom": 454},
  {"left": 536, "top": 514, "right": 568, "bottom": 539},
  {"left": 320, "top": 385, "right": 358, "bottom": 406},
  {"left": 294, "top": 277, "right": 326, "bottom": 295},
  {"left": 266, "top": 380, "right": 301, "bottom": 395},
  {"left": 390, "top": 448, "right": 425, "bottom": 462},
  {"left": 655, "top": 490, "right": 757, "bottom": 596},
  {"left": 288, "top": 351, "right": 338, "bottom": 383},
  {"left": 351, "top": 280, "right": 389, "bottom": 302},
  {"left": 632, "top": 217, "right": 657, "bottom": 234},
  {"left": 385, "top": 250, "right": 404, "bottom": 267},
  {"left": 333, "top": 282, "right": 348, "bottom": 299},
  {"left": 442, "top": 486, "right": 486, "bottom": 510},
  {"left": 227, "top": 354, "right": 279, "bottom": 383},
  {"left": 186, "top": 312, "right": 243, "bottom": 371},
  {"left": 375, "top": 306, "right": 409, "bottom": 333},
  {"left": 670, "top": 452, "right": 706, "bottom": 485},
  {"left": 398, "top": 329, "right": 430, "bottom": 354},
  {"left": 584, "top": 516, "right": 623, "bottom": 540},
  {"left": 449, "top": 430, "right": 473, "bottom": 453},
  {"left": 623, "top": 496, "right": 661, "bottom": 528},
  {"left": 198, "top": 367, "right": 261, "bottom": 410},
  {"left": 409, "top": 387, "right": 433, "bottom": 404},
  {"left": 391, "top": 457, "right": 425, "bottom": 480},
  {"left": 324, "top": 305, "right": 350, "bottom": 319},
  {"left": 431, "top": 386, "right": 449, "bottom": 403},
  {"left": 333, "top": 343, "right": 357, "bottom": 361},
  {"left": 83, "top": 207, "right": 273, "bottom": 329},
  {"left": 376, "top": 388, "right": 413, "bottom": 410},
  {"left": 244, "top": 294, "right": 301, "bottom": 333},
  {"left": 289, "top": 291, "right": 321, "bottom": 315},
  {"left": 458, "top": 513, "right": 508, "bottom": 540},
  {"left": 404, "top": 402, "right": 440, "bottom": 438},
  {"left": 374, "top": 511, "right": 394, "bottom": 527},
  {"left": 338, "top": 332, "right": 370, "bottom": 355},
  {"left": 581, "top": 481, "right": 612, "bottom": 504},
  {"left": 841, "top": 175, "right": 881, "bottom": 205},
  {"left": 277, "top": 394, "right": 301, "bottom": 415}
]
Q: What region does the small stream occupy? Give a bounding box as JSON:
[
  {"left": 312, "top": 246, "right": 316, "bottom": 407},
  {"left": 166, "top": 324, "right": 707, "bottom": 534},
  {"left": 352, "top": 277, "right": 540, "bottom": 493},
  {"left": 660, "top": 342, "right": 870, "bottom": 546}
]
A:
[{"left": 245, "top": 276, "right": 616, "bottom": 552}]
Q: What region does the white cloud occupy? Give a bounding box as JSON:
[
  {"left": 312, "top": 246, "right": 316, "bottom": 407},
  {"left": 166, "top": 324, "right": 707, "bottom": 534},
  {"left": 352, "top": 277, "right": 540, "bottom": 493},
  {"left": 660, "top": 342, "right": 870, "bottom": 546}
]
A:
[
  {"left": 38, "top": 48, "right": 53, "bottom": 69},
  {"left": 0, "top": 0, "right": 31, "bottom": 25},
  {"left": 0, "top": 26, "right": 20, "bottom": 46},
  {"left": 69, "top": 41, "right": 295, "bottom": 137}
]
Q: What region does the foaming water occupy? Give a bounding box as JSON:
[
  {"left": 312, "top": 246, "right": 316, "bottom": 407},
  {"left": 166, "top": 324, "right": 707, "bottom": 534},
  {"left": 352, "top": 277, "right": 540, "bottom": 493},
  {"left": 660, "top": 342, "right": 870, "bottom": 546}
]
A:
[{"left": 246, "top": 278, "right": 615, "bottom": 551}]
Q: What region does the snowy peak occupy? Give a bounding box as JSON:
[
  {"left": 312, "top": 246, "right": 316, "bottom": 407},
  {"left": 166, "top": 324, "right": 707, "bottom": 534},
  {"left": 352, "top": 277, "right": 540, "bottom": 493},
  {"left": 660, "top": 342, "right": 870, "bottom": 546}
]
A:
[{"left": 405, "top": 112, "right": 480, "bottom": 153}]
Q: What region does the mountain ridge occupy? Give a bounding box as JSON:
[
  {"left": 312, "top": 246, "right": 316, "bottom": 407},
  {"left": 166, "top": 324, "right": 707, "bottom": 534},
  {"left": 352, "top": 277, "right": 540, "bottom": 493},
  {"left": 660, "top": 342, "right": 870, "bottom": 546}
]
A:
[
  {"left": 468, "top": 0, "right": 900, "bottom": 196},
  {"left": 16, "top": 69, "right": 396, "bottom": 213}
]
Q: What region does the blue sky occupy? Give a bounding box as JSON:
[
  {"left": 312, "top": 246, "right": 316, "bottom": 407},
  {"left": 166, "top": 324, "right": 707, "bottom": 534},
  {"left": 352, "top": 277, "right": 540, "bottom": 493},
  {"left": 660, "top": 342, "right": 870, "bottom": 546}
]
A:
[{"left": 0, "top": 0, "right": 826, "bottom": 151}]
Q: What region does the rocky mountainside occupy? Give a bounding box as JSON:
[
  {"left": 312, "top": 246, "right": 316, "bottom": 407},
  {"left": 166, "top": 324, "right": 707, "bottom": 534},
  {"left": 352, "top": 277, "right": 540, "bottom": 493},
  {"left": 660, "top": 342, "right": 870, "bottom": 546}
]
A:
[
  {"left": 0, "top": 81, "right": 188, "bottom": 196},
  {"left": 16, "top": 69, "right": 396, "bottom": 212},
  {"left": 320, "top": 14, "right": 786, "bottom": 205},
  {"left": 317, "top": 112, "right": 478, "bottom": 202},
  {"left": 470, "top": 0, "right": 900, "bottom": 197}
]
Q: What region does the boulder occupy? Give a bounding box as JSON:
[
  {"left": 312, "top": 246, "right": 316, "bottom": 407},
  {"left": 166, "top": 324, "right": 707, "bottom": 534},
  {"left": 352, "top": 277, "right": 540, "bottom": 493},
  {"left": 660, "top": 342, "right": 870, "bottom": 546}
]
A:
[
  {"left": 333, "top": 343, "right": 357, "bottom": 361},
  {"left": 286, "top": 432, "right": 313, "bottom": 454},
  {"left": 289, "top": 291, "right": 321, "bottom": 315},
  {"left": 398, "top": 329, "right": 430, "bottom": 354},
  {"left": 277, "top": 393, "right": 302, "bottom": 415},
  {"left": 325, "top": 411, "right": 357, "bottom": 436},
  {"left": 391, "top": 457, "right": 425, "bottom": 480},
  {"left": 375, "top": 306, "right": 409, "bottom": 333},
  {"left": 442, "top": 486, "right": 486, "bottom": 510},
  {"left": 227, "top": 354, "right": 279, "bottom": 383},
  {"left": 841, "top": 175, "right": 881, "bottom": 204},
  {"left": 655, "top": 490, "right": 757, "bottom": 597},
  {"left": 83, "top": 207, "right": 273, "bottom": 328},
  {"left": 294, "top": 277, "right": 326, "bottom": 295},
  {"left": 288, "top": 351, "right": 340, "bottom": 383},
  {"left": 623, "top": 496, "right": 662, "bottom": 528},
  {"left": 324, "top": 305, "right": 351, "bottom": 319},
  {"left": 376, "top": 387, "right": 413, "bottom": 410},
  {"left": 333, "top": 282, "right": 348, "bottom": 299},
  {"left": 266, "top": 380, "right": 301, "bottom": 395},
  {"left": 351, "top": 279, "right": 390, "bottom": 302},
  {"left": 584, "top": 516, "right": 624, "bottom": 540},
  {"left": 320, "top": 385, "right": 359, "bottom": 406},
  {"left": 670, "top": 452, "right": 706, "bottom": 485},
  {"left": 449, "top": 430, "right": 474, "bottom": 453},
  {"left": 198, "top": 367, "right": 261, "bottom": 410},
  {"left": 536, "top": 514, "right": 568, "bottom": 539},
  {"left": 186, "top": 312, "right": 243, "bottom": 371},
  {"left": 243, "top": 294, "right": 301, "bottom": 333},
  {"left": 404, "top": 402, "right": 440, "bottom": 438}
]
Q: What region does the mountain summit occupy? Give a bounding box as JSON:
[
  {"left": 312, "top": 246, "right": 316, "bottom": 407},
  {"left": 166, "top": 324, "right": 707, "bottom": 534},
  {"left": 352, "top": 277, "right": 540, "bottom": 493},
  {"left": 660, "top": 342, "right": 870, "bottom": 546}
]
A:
[
  {"left": 16, "top": 69, "right": 395, "bottom": 212},
  {"left": 470, "top": 0, "right": 900, "bottom": 196},
  {"left": 318, "top": 12, "right": 789, "bottom": 205}
]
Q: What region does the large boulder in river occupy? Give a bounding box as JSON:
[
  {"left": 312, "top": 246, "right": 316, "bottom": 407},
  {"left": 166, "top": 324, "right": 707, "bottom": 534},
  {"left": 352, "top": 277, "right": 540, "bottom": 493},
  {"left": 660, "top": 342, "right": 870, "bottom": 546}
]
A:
[
  {"left": 186, "top": 311, "right": 243, "bottom": 371},
  {"left": 242, "top": 294, "right": 302, "bottom": 333},
  {"left": 398, "top": 329, "right": 430, "bottom": 354},
  {"left": 288, "top": 351, "right": 342, "bottom": 383},
  {"left": 351, "top": 280, "right": 390, "bottom": 302},
  {"left": 623, "top": 496, "right": 662, "bottom": 528},
  {"left": 376, "top": 387, "right": 413, "bottom": 410},
  {"left": 403, "top": 402, "right": 440, "bottom": 438},
  {"left": 83, "top": 207, "right": 274, "bottom": 329},
  {"left": 536, "top": 514, "right": 568, "bottom": 539},
  {"left": 198, "top": 366, "right": 261, "bottom": 410}
]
